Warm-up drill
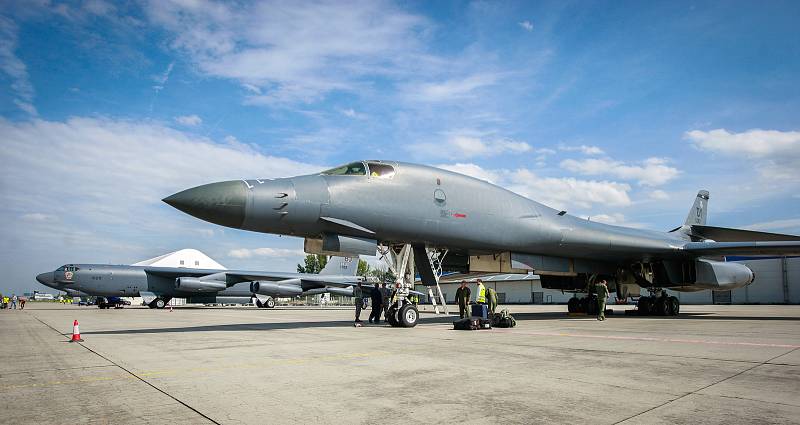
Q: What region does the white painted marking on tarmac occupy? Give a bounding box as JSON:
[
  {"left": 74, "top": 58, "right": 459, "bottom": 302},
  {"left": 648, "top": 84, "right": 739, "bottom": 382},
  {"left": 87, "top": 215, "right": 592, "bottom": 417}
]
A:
[{"left": 499, "top": 330, "right": 800, "bottom": 349}]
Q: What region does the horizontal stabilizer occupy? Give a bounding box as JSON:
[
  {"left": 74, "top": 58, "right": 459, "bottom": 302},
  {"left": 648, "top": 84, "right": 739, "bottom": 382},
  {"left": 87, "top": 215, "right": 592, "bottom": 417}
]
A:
[
  {"left": 691, "top": 225, "right": 800, "bottom": 242},
  {"left": 683, "top": 241, "right": 800, "bottom": 256}
]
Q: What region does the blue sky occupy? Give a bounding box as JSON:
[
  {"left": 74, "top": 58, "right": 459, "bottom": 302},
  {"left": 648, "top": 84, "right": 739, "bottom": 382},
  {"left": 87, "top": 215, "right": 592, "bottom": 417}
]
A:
[{"left": 1, "top": 0, "right": 799, "bottom": 296}]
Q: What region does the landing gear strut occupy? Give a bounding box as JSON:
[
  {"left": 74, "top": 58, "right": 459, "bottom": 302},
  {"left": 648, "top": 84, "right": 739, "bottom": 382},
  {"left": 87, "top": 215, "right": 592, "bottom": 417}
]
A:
[{"left": 381, "top": 244, "right": 420, "bottom": 328}]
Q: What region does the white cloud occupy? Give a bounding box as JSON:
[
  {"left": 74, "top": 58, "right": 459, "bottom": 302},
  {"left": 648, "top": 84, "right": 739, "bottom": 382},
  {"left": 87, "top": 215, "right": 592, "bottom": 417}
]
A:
[
  {"left": 20, "top": 213, "right": 58, "bottom": 222},
  {"left": 405, "top": 73, "right": 500, "bottom": 103},
  {"left": 437, "top": 163, "right": 500, "bottom": 183},
  {"left": 175, "top": 114, "right": 202, "bottom": 126},
  {"left": 0, "top": 16, "right": 37, "bottom": 115},
  {"left": 580, "top": 213, "right": 645, "bottom": 228},
  {"left": 146, "top": 0, "right": 429, "bottom": 105},
  {"left": 518, "top": 21, "right": 533, "bottom": 32},
  {"left": 228, "top": 247, "right": 306, "bottom": 259},
  {"left": 339, "top": 108, "right": 366, "bottom": 119},
  {"left": 560, "top": 157, "right": 679, "bottom": 186},
  {"left": 648, "top": 189, "right": 670, "bottom": 200},
  {"left": 152, "top": 61, "right": 174, "bottom": 92},
  {"left": 744, "top": 218, "right": 800, "bottom": 233},
  {"left": 686, "top": 128, "right": 800, "bottom": 182},
  {"left": 412, "top": 131, "right": 531, "bottom": 159},
  {"left": 558, "top": 144, "right": 605, "bottom": 155},
  {"left": 686, "top": 128, "right": 800, "bottom": 157},
  {"left": 0, "top": 117, "right": 321, "bottom": 255}
]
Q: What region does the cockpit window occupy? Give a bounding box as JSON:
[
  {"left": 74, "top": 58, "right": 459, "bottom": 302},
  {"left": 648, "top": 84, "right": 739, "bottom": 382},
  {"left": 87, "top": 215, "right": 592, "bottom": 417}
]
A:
[
  {"left": 59, "top": 265, "right": 79, "bottom": 272},
  {"left": 367, "top": 162, "right": 395, "bottom": 179},
  {"left": 321, "top": 162, "right": 367, "bottom": 176},
  {"left": 57, "top": 266, "right": 66, "bottom": 272}
]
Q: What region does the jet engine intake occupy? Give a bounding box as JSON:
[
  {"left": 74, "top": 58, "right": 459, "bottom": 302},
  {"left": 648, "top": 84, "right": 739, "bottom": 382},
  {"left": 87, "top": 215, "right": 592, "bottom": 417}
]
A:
[
  {"left": 251, "top": 279, "right": 303, "bottom": 297},
  {"left": 175, "top": 277, "right": 227, "bottom": 292}
]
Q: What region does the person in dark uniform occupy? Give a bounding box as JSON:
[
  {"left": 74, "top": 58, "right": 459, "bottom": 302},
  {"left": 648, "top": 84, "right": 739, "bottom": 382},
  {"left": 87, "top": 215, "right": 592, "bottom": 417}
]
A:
[
  {"left": 454, "top": 281, "right": 471, "bottom": 319},
  {"left": 369, "top": 284, "right": 383, "bottom": 324}
]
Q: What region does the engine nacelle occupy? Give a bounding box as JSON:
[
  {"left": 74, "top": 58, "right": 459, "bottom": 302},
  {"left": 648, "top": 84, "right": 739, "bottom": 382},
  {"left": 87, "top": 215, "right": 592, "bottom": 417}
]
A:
[
  {"left": 251, "top": 279, "right": 303, "bottom": 297},
  {"left": 175, "top": 277, "right": 226, "bottom": 293},
  {"left": 691, "top": 259, "right": 754, "bottom": 290},
  {"left": 304, "top": 233, "right": 377, "bottom": 256}
]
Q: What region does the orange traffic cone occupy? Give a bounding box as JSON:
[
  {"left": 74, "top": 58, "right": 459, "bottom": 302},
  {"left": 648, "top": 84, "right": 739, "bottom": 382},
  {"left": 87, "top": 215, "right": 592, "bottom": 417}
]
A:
[{"left": 70, "top": 319, "right": 84, "bottom": 342}]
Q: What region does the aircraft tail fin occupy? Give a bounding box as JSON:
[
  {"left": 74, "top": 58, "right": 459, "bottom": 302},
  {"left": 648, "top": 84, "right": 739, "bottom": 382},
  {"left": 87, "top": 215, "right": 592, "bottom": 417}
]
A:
[
  {"left": 684, "top": 190, "right": 709, "bottom": 226},
  {"left": 320, "top": 256, "right": 358, "bottom": 276}
]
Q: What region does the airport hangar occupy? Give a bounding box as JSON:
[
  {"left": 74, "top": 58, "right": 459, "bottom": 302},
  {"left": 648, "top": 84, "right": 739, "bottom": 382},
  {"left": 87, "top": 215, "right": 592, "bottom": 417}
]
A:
[{"left": 417, "top": 256, "right": 800, "bottom": 305}]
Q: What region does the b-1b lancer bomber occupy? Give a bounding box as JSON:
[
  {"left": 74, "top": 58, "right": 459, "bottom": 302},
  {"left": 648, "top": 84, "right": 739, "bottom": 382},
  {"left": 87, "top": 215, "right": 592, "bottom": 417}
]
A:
[
  {"left": 164, "top": 161, "right": 800, "bottom": 326},
  {"left": 36, "top": 249, "right": 364, "bottom": 308}
]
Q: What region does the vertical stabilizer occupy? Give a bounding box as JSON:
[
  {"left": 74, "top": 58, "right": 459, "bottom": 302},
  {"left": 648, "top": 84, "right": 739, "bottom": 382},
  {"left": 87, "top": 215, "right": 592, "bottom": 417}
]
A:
[
  {"left": 684, "top": 190, "right": 710, "bottom": 226},
  {"left": 320, "top": 256, "right": 358, "bottom": 276}
]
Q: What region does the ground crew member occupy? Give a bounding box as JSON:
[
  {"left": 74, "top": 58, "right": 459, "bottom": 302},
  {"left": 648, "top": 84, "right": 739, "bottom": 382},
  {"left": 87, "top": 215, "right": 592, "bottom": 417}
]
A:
[
  {"left": 11, "top": 294, "right": 18, "bottom": 310},
  {"left": 2, "top": 295, "right": 8, "bottom": 309},
  {"left": 381, "top": 282, "right": 392, "bottom": 317},
  {"left": 454, "top": 281, "right": 471, "bottom": 319},
  {"left": 369, "top": 284, "right": 383, "bottom": 324},
  {"left": 486, "top": 286, "right": 498, "bottom": 315},
  {"left": 596, "top": 279, "right": 609, "bottom": 321},
  {"left": 19, "top": 296, "right": 26, "bottom": 310},
  {"left": 353, "top": 282, "right": 364, "bottom": 323},
  {"left": 475, "top": 280, "right": 487, "bottom": 304}
]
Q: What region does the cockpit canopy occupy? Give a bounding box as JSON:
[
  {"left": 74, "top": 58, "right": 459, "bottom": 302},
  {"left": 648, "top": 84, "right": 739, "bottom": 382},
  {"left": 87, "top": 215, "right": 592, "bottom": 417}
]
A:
[
  {"left": 56, "top": 265, "right": 80, "bottom": 272},
  {"left": 321, "top": 161, "right": 396, "bottom": 179}
]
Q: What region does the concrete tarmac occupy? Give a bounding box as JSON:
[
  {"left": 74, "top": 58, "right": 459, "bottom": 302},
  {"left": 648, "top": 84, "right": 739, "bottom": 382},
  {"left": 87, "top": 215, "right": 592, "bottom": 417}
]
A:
[{"left": 2, "top": 303, "right": 799, "bottom": 424}]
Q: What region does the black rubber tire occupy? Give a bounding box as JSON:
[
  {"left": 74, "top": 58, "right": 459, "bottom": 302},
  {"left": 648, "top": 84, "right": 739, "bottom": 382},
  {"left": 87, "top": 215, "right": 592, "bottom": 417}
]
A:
[
  {"left": 266, "top": 298, "right": 276, "bottom": 308},
  {"left": 386, "top": 307, "right": 399, "bottom": 327},
  {"left": 637, "top": 297, "right": 650, "bottom": 316},
  {"left": 669, "top": 296, "right": 680, "bottom": 316},
  {"left": 586, "top": 296, "right": 598, "bottom": 316},
  {"left": 154, "top": 298, "right": 166, "bottom": 309},
  {"left": 657, "top": 298, "right": 670, "bottom": 316},
  {"left": 567, "top": 298, "right": 578, "bottom": 313},
  {"left": 398, "top": 304, "right": 419, "bottom": 328}
]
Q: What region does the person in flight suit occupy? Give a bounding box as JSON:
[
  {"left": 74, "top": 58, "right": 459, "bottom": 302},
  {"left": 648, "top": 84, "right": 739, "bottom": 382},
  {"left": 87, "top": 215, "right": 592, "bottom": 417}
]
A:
[
  {"left": 454, "top": 281, "right": 471, "bottom": 319},
  {"left": 595, "top": 279, "right": 609, "bottom": 321},
  {"left": 353, "top": 282, "right": 364, "bottom": 323},
  {"left": 486, "top": 286, "right": 498, "bottom": 315}
]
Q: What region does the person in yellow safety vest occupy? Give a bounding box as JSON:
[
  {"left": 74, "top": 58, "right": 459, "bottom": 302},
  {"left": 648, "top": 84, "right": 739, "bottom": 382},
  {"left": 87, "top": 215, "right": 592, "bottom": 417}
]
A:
[{"left": 475, "top": 279, "right": 487, "bottom": 304}]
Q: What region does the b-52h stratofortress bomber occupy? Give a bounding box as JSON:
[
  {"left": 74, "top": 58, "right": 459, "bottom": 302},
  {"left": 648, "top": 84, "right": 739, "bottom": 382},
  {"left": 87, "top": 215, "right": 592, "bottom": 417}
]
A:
[
  {"left": 36, "top": 249, "right": 364, "bottom": 309},
  {"left": 164, "top": 160, "right": 800, "bottom": 326}
]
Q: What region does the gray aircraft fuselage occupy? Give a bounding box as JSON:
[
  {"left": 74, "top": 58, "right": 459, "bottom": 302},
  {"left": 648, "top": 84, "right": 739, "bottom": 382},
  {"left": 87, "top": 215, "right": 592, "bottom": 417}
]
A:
[
  {"left": 36, "top": 265, "right": 254, "bottom": 298},
  {"left": 164, "top": 160, "right": 800, "bottom": 291}
]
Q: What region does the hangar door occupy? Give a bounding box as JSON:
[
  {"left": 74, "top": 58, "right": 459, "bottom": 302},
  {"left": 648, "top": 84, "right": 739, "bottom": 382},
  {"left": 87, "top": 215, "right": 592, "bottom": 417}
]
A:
[{"left": 712, "top": 290, "right": 732, "bottom": 304}]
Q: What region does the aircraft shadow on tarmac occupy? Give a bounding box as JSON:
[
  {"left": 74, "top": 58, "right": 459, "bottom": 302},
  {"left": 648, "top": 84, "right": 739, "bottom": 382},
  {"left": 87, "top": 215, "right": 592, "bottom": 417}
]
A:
[{"left": 75, "top": 311, "right": 800, "bottom": 336}]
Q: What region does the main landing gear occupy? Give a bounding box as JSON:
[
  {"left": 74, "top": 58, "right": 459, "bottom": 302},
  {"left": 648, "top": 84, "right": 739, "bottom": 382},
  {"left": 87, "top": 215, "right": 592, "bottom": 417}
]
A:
[
  {"left": 255, "top": 297, "right": 276, "bottom": 309},
  {"left": 567, "top": 295, "right": 600, "bottom": 315},
  {"left": 636, "top": 291, "right": 680, "bottom": 316},
  {"left": 148, "top": 297, "right": 168, "bottom": 309}
]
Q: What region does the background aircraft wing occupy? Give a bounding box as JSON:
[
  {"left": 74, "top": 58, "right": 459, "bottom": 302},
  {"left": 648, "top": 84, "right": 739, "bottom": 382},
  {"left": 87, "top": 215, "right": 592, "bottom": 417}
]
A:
[{"left": 683, "top": 241, "right": 800, "bottom": 256}]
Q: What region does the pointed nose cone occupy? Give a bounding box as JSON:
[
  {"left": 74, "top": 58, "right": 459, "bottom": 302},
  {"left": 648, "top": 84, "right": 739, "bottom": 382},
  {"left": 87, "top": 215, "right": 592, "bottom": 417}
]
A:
[
  {"left": 163, "top": 181, "right": 247, "bottom": 228},
  {"left": 36, "top": 272, "right": 53, "bottom": 286}
]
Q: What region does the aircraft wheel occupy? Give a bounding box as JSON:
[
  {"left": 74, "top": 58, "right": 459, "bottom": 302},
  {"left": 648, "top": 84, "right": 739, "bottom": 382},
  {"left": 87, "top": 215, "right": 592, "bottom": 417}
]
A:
[
  {"left": 154, "top": 298, "right": 166, "bottom": 309},
  {"left": 587, "top": 296, "right": 598, "bottom": 316},
  {"left": 399, "top": 304, "right": 419, "bottom": 328},
  {"left": 386, "top": 307, "right": 399, "bottom": 327},
  {"left": 669, "top": 296, "right": 680, "bottom": 316},
  {"left": 637, "top": 297, "right": 650, "bottom": 316},
  {"left": 567, "top": 298, "right": 578, "bottom": 313},
  {"left": 656, "top": 298, "right": 670, "bottom": 316},
  {"left": 266, "top": 298, "right": 276, "bottom": 308}
]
